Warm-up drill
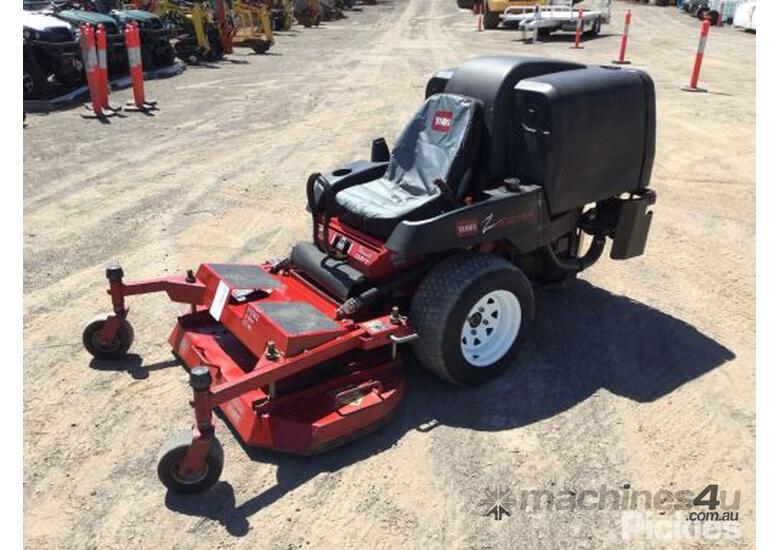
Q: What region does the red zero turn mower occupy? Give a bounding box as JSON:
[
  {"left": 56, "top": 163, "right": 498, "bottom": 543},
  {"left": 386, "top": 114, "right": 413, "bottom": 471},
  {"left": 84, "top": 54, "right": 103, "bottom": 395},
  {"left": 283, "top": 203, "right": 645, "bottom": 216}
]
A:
[{"left": 84, "top": 56, "right": 657, "bottom": 494}]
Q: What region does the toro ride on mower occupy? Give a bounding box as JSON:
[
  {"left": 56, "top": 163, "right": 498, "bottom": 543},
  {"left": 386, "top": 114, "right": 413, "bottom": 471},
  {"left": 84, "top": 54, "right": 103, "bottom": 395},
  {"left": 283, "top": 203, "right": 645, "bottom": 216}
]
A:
[{"left": 84, "top": 56, "right": 657, "bottom": 494}]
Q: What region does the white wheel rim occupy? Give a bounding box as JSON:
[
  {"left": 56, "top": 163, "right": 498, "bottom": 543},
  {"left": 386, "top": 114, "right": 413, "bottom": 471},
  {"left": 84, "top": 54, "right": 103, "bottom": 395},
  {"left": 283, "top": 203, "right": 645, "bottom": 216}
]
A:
[{"left": 460, "top": 290, "right": 522, "bottom": 367}]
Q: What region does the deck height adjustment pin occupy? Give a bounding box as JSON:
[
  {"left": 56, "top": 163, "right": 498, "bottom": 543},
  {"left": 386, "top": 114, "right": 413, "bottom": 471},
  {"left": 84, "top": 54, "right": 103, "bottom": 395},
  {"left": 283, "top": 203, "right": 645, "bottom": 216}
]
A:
[
  {"left": 189, "top": 366, "right": 212, "bottom": 391},
  {"left": 106, "top": 264, "right": 124, "bottom": 283},
  {"left": 265, "top": 340, "right": 281, "bottom": 361}
]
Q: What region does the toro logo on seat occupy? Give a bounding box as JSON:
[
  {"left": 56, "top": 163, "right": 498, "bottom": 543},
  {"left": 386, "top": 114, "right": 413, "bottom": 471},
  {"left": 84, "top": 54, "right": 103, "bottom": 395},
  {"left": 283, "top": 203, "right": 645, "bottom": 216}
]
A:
[{"left": 432, "top": 111, "right": 453, "bottom": 132}]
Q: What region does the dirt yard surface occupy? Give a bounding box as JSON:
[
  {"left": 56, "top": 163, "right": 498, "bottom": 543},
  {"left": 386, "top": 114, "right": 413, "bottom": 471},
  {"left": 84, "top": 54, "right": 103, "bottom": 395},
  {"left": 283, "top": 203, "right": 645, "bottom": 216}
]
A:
[{"left": 23, "top": 1, "right": 756, "bottom": 548}]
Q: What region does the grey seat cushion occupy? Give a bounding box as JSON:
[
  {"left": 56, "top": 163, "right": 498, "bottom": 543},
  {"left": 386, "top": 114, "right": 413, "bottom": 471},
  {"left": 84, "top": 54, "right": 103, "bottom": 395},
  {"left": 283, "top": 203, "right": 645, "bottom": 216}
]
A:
[{"left": 335, "top": 93, "right": 483, "bottom": 238}]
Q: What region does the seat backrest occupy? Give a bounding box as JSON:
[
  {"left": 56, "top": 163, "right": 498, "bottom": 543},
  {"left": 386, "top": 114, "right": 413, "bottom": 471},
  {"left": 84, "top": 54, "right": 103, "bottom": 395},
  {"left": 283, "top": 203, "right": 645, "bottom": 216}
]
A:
[
  {"left": 384, "top": 93, "right": 483, "bottom": 200},
  {"left": 428, "top": 56, "right": 585, "bottom": 181}
]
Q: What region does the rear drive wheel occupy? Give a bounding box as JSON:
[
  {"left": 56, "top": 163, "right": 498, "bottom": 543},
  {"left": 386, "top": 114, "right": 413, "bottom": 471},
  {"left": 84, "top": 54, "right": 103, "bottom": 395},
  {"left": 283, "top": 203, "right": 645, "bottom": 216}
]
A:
[
  {"left": 157, "top": 431, "right": 224, "bottom": 494},
  {"left": 410, "top": 253, "right": 534, "bottom": 385},
  {"left": 82, "top": 314, "right": 135, "bottom": 360}
]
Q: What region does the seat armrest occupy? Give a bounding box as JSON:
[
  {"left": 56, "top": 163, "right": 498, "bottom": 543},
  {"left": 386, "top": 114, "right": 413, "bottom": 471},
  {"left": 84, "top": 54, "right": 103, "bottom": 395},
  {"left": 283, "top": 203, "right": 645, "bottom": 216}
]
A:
[{"left": 309, "top": 160, "right": 388, "bottom": 212}]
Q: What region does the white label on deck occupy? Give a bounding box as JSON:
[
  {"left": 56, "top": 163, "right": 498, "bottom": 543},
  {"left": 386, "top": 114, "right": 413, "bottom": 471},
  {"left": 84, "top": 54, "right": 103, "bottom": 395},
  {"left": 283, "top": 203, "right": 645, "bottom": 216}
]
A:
[{"left": 209, "top": 280, "right": 230, "bottom": 321}]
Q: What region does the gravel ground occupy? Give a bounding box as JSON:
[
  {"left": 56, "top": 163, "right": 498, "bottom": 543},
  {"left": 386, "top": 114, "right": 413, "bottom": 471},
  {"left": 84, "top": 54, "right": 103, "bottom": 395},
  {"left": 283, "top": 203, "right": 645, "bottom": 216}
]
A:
[{"left": 23, "top": 1, "right": 755, "bottom": 548}]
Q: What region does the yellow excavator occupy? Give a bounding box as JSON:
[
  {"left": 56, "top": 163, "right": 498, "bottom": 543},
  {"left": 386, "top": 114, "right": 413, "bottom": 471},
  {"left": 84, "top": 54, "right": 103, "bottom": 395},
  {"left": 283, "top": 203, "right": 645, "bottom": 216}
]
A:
[
  {"left": 293, "top": 0, "right": 320, "bottom": 27},
  {"left": 263, "top": 0, "right": 293, "bottom": 31},
  {"left": 136, "top": 0, "right": 226, "bottom": 62},
  {"left": 230, "top": 0, "right": 273, "bottom": 53}
]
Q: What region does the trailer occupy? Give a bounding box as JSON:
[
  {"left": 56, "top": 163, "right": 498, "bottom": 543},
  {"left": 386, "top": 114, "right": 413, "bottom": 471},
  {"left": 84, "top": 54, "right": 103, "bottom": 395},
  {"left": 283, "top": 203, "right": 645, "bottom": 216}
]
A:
[{"left": 501, "top": 0, "right": 611, "bottom": 39}]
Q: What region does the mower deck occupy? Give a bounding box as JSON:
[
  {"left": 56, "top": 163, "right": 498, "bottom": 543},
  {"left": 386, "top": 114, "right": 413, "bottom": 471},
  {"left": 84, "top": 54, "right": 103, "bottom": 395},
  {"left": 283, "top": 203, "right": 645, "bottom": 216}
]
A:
[
  {"left": 169, "top": 306, "right": 405, "bottom": 455},
  {"left": 96, "top": 261, "right": 410, "bottom": 456}
]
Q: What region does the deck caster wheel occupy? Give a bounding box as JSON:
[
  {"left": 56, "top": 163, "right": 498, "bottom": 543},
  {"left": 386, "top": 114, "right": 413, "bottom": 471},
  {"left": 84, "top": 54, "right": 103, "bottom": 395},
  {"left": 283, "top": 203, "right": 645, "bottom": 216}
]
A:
[
  {"left": 157, "top": 431, "right": 224, "bottom": 494},
  {"left": 410, "top": 253, "right": 534, "bottom": 386},
  {"left": 82, "top": 314, "right": 134, "bottom": 361}
]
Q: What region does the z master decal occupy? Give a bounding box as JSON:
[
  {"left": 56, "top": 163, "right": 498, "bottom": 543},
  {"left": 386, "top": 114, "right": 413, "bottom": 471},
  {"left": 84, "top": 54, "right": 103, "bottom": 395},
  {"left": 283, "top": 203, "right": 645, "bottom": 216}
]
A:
[{"left": 455, "top": 210, "right": 538, "bottom": 238}]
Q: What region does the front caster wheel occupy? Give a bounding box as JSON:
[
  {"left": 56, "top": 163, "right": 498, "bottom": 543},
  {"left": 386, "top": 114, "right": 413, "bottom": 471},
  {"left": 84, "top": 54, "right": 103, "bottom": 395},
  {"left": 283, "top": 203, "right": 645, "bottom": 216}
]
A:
[
  {"left": 157, "top": 431, "right": 224, "bottom": 494},
  {"left": 82, "top": 314, "right": 134, "bottom": 360}
]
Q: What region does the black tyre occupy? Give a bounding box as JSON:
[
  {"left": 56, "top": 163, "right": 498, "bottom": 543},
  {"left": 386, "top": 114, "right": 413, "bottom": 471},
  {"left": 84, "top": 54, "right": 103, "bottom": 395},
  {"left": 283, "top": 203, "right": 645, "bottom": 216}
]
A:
[
  {"left": 157, "top": 431, "right": 224, "bottom": 494},
  {"left": 300, "top": 13, "right": 315, "bottom": 27},
  {"left": 158, "top": 43, "right": 176, "bottom": 67},
  {"left": 483, "top": 10, "right": 500, "bottom": 29},
  {"left": 457, "top": 0, "right": 475, "bottom": 9},
  {"left": 708, "top": 10, "right": 719, "bottom": 25},
  {"left": 141, "top": 44, "right": 155, "bottom": 70},
  {"left": 586, "top": 17, "right": 601, "bottom": 36},
  {"left": 82, "top": 314, "right": 135, "bottom": 361},
  {"left": 23, "top": 56, "right": 48, "bottom": 100},
  {"left": 250, "top": 40, "right": 271, "bottom": 54},
  {"left": 409, "top": 253, "right": 535, "bottom": 385}
]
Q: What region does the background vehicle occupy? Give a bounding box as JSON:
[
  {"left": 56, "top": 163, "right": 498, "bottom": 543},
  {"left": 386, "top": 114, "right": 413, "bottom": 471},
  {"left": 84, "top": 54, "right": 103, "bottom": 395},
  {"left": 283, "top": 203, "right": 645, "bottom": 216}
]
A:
[
  {"left": 107, "top": 6, "right": 176, "bottom": 68},
  {"left": 23, "top": 10, "right": 83, "bottom": 99},
  {"left": 231, "top": 0, "right": 274, "bottom": 53},
  {"left": 138, "top": 0, "right": 225, "bottom": 63},
  {"left": 501, "top": 0, "right": 610, "bottom": 37},
  {"left": 732, "top": 0, "right": 755, "bottom": 30},
  {"left": 477, "top": 0, "right": 584, "bottom": 30},
  {"left": 293, "top": 0, "right": 320, "bottom": 27},
  {"left": 47, "top": 0, "right": 128, "bottom": 73},
  {"left": 263, "top": 0, "right": 293, "bottom": 30},
  {"left": 698, "top": 0, "right": 749, "bottom": 24}
]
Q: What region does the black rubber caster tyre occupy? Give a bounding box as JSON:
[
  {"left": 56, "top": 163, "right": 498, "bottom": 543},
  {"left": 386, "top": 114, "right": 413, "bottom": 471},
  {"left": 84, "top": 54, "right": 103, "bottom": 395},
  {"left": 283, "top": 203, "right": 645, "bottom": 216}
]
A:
[
  {"left": 457, "top": 0, "right": 475, "bottom": 9},
  {"left": 82, "top": 314, "right": 135, "bottom": 361},
  {"left": 483, "top": 10, "right": 500, "bottom": 30},
  {"left": 409, "top": 253, "right": 535, "bottom": 386},
  {"left": 157, "top": 431, "right": 224, "bottom": 494}
]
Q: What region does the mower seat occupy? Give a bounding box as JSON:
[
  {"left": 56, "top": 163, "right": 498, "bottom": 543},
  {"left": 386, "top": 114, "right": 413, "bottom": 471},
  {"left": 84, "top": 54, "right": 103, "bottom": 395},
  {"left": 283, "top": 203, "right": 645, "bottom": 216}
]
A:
[{"left": 334, "top": 93, "right": 483, "bottom": 239}]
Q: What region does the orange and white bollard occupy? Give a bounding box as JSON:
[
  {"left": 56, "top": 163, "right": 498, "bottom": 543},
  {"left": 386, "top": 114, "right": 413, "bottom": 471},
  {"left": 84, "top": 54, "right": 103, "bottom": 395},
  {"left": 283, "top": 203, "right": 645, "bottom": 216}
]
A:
[
  {"left": 613, "top": 10, "right": 632, "bottom": 64},
  {"left": 571, "top": 8, "right": 583, "bottom": 49},
  {"left": 79, "top": 24, "right": 112, "bottom": 119},
  {"left": 95, "top": 24, "right": 120, "bottom": 113},
  {"left": 682, "top": 19, "right": 710, "bottom": 92},
  {"left": 124, "top": 22, "right": 157, "bottom": 111}
]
